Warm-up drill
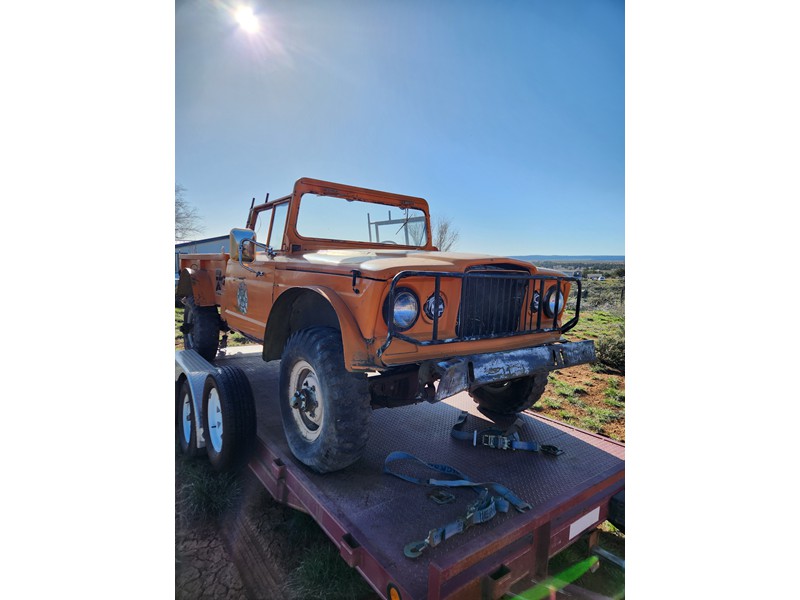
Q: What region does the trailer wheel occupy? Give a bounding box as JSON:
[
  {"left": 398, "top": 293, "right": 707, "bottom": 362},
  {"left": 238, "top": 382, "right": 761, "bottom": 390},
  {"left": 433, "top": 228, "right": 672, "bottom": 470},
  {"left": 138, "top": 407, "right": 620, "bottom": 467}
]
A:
[
  {"left": 182, "top": 297, "right": 221, "bottom": 362},
  {"left": 279, "top": 327, "right": 371, "bottom": 473},
  {"left": 202, "top": 366, "right": 256, "bottom": 472},
  {"left": 176, "top": 378, "right": 204, "bottom": 458},
  {"left": 470, "top": 373, "right": 548, "bottom": 414}
]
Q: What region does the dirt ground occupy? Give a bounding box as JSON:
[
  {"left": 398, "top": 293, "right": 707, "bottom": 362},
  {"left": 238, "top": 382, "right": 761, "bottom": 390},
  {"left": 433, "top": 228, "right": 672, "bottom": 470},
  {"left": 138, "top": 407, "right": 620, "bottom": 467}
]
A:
[
  {"left": 175, "top": 522, "right": 248, "bottom": 599},
  {"left": 536, "top": 364, "right": 625, "bottom": 442},
  {"left": 175, "top": 460, "right": 249, "bottom": 600}
]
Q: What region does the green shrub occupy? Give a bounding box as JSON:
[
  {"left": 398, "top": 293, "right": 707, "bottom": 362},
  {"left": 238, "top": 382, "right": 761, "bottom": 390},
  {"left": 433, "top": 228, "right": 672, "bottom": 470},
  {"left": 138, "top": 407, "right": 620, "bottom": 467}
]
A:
[{"left": 596, "top": 325, "right": 625, "bottom": 373}]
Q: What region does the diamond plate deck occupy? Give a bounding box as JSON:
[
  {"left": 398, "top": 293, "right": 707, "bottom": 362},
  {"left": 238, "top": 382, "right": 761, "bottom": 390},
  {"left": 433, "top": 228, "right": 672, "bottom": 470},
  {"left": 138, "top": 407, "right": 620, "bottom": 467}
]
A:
[{"left": 218, "top": 352, "right": 624, "bottom": 600}]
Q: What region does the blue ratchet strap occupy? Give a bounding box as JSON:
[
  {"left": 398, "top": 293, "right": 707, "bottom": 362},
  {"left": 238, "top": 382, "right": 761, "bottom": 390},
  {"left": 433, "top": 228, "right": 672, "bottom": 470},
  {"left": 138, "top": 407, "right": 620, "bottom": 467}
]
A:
[
  {"left": 383, "top": 451, "right": 530, "bottom": 512},
  {"left": 451, "top": 411, "right": 564, "bottom": 455},
  {"left": 382, "top": 451, "right": 531, "bottom": 558}
]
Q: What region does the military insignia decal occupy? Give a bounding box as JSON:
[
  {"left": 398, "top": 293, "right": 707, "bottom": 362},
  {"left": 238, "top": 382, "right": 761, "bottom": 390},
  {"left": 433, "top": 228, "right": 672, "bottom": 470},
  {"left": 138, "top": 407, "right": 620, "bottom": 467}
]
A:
[{"left": 237, "top": 282, "right": 249, "bottom": 314}]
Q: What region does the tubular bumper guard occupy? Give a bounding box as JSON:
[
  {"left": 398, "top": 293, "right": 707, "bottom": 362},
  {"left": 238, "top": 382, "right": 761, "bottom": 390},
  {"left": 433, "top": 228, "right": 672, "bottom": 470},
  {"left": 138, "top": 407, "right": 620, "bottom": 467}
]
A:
[{"left": 429, "top": 340, "right": 596, "bottom": 402}]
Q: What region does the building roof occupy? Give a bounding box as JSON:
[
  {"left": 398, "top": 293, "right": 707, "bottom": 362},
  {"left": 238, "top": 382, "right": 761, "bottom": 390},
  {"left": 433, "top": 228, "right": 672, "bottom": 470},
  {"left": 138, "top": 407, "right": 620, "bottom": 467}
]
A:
[{"left": 175, "top": 234, "right": 228, "bottom": 249}]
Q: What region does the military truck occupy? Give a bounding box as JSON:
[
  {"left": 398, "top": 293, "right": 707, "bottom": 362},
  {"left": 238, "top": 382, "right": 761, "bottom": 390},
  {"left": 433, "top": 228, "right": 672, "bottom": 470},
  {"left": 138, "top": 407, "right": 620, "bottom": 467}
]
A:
[{"left": 176, "top": 177, "right": 594, "bottom": 473}]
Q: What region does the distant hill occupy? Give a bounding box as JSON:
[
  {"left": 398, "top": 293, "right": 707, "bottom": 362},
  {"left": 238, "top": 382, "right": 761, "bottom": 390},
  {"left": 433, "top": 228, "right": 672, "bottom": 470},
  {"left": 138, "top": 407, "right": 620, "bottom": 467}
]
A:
[{"left": 511, "top": 255, "right": 624, "bottom": 262}]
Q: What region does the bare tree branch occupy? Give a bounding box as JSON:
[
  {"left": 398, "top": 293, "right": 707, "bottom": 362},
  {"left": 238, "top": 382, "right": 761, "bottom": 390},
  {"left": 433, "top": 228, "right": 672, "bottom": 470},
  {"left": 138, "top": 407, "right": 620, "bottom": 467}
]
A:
[
  {"left": 433, "top": 216, "right": 459, "bottom": 251},
  {"left": 175, "top": 184, "right": 205, "bottom": 240}
]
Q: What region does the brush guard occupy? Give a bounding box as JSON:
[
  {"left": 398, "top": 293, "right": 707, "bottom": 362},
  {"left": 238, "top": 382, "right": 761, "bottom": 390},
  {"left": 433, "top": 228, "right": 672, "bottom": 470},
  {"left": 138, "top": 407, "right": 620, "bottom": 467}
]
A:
[{"left": 378, "top": 270, "right": 583, "bottom": 358}]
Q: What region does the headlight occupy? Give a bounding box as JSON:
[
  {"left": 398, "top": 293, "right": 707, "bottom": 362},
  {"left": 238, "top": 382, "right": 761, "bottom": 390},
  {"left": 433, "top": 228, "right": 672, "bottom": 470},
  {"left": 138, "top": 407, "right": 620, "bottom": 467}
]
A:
[
  {"left": 423, "top": 293, "right": 445, "bottom": 320},
  {"left": 543, "top": 287, "right": 565, "bottom": 317},
  {"left": 383, "top": 288, "right": 419, "bottom": 331}
]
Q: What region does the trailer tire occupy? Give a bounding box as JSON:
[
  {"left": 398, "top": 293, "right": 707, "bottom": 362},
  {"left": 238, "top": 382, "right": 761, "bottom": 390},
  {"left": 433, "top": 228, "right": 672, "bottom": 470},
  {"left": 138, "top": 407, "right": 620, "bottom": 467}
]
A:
[
  {"left": 182, "top": 297, "right": 221, "bottom": 362},
  {"left": 176, "top": 378, "right": 204, "bottom": 458},
  {"left": 470, "top": 373, "right": 548, "bottom": 414},
  {"left": 279, "top": 327, "right": 371, "bottom": 474},
  {"left": 202, "top": 366, "right": 257, "bottom": 472}
]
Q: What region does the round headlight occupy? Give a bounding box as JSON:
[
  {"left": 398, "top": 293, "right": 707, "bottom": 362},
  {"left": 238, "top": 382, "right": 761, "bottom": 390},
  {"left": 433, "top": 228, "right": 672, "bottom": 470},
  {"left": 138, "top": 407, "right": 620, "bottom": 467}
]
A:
[
  {"left": 383, "top": 288, "right": 419, "bottom": 331},
  {"left": 423, "top": 293, "right": 445, "bottom": 320},
  {"left": 543, "top": 287, "right": 565, "bottom": 318}
]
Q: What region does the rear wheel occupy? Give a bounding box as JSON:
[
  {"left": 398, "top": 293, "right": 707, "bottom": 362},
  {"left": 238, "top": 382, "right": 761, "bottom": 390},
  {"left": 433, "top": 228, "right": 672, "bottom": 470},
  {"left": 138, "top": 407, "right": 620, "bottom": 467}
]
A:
[
  {"left": 182, "top": 297, "right": 220, "bottom": 362},
  {"left": 279, "top": 327, "right": 371, "bottom": 473},
  {"left": 202, "top": 366, "right": 256, "bottom": 471},
  {"left": 470, "top": 373, "right": 548, "bottom": 415}
]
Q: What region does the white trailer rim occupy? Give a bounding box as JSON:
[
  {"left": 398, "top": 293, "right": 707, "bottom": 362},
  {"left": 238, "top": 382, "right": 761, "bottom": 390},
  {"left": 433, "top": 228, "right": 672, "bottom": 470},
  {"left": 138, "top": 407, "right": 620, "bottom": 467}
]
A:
[
  {"left": 182, "top": 390, "right": 192, "bottom": 443},
  {"left": 207, "top": 388, "right": 223, "bottom": 452},
  {"left": 289, "top": 360, "right": 324, "bottom": 442}
]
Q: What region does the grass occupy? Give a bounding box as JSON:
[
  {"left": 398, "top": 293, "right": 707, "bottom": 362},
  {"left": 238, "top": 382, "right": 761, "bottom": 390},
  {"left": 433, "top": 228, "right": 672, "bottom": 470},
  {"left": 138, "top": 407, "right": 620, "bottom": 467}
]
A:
[
  {"left": 553, "top": 379, "right": 587, "bottom": 398},
  {"left": 604, "top": 378, "right": 625, "bottom": 407},
  {"left": 540, "top": 396, "right": 563, "bottom": 409},
  {"left": 283, "top": 542, "right": 374, "bottom": 600},
  {"left": 565, "top": 309, "right": 624, "bottom": 342},
  {"left": 175, "top": 453, "right": 242, "bottom": 527}
]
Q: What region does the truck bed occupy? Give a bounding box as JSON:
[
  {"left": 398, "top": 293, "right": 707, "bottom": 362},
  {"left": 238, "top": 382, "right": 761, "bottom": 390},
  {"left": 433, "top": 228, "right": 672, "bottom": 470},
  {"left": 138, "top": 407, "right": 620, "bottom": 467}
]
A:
[{"left": 217, "top": 350, "right": 624, "bottom": 600}]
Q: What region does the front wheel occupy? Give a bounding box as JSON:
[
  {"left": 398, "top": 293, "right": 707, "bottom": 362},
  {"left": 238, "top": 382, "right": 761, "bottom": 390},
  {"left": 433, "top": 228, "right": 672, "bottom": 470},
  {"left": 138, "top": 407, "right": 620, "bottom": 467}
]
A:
[
  {"left": 469, "top": 373, "right": 548, "bottom": 415},
  {"left": 279, "top": 327, "right": 371, "bottom": 473}
]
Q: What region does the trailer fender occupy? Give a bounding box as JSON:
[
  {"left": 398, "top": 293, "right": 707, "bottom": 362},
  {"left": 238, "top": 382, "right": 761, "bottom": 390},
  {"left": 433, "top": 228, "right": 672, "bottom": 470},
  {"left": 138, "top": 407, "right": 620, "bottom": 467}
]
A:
[
  {"left": 177, "top": 268, "right": 216, "bottom": 307},
  {"left": 263, "top": 286, "right": 369, "bottom": 369}
]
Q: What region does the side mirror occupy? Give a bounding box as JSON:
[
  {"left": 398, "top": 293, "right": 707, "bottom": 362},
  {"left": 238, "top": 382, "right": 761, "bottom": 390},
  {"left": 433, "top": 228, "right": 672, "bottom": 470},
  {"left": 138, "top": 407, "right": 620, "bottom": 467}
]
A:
[{"left": 230, "top": 228, "right": 256, "bottom": 262}]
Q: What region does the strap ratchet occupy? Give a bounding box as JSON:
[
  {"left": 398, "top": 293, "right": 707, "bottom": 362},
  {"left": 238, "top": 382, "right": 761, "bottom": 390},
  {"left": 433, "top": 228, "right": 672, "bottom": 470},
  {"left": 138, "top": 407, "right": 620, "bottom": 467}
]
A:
[{"left": 451, "top": 411, "right": 564, "bottom": 455}]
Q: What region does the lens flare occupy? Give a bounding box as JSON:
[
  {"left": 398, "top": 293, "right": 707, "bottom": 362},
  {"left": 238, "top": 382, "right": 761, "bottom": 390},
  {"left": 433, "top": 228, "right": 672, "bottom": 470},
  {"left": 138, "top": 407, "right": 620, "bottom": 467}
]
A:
[{"left": 235, "top": 6, "right": 259, "bottom": 33}]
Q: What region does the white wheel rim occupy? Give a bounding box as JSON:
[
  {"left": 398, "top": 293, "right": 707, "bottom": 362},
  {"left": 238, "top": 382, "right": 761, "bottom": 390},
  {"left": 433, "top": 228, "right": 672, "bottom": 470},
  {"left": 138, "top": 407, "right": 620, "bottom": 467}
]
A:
[
  {"left": 289, "top": 360, "right": 324, "bottom": 442},
  {"left": 207, "top": 388, "right": 223, "bottom": 452},
  {"left": 182, "top": 391, "right": 192, "bottom": 444}
]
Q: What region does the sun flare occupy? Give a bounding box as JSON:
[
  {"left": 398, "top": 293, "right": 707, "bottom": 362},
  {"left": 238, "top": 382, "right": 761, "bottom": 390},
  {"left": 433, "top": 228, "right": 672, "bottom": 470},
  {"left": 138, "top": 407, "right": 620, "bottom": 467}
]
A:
[{"left": 235, "top": 6, "right": 260, "bottom": 33}]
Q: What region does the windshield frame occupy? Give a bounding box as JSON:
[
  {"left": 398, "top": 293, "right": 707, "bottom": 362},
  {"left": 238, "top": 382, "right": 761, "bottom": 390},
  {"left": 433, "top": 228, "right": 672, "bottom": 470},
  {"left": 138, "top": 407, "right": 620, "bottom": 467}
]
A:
[{"left": 285, "top": 178, "right": 435, "bottom": 252}]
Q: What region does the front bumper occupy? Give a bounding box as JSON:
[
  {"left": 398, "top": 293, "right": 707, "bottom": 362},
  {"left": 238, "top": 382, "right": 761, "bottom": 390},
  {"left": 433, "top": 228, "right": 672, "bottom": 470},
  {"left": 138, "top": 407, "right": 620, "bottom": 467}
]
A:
[{"left": 426, "top": 340, "right": 596, "bottom": 402}]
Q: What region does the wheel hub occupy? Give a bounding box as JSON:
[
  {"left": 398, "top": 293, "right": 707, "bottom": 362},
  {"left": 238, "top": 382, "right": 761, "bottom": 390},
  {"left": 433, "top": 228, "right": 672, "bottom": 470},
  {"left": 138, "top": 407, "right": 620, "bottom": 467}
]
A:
[
  {"left": 291, "top": 383, "right": 318, "bottom": 417},
  {"left": 288, "top": 361, "right": 324, "bottom": 442}
]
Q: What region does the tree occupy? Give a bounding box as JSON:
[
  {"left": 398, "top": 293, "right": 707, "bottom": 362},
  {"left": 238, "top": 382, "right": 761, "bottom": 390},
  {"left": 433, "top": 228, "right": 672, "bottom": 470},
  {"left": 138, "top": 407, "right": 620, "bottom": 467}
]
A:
[
  {"left": 175, "top": 184, "right": 204, "bottom": 240},
  {"left": 433, "top": 216, "right": 459, "bottom": 251}
]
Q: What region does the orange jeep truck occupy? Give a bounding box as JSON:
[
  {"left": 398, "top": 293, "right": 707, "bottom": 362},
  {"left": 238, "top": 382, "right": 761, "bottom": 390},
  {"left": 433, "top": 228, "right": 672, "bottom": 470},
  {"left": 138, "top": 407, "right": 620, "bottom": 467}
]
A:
[{"left": 176, "top": 178, "right": 595, "bottom": 473}]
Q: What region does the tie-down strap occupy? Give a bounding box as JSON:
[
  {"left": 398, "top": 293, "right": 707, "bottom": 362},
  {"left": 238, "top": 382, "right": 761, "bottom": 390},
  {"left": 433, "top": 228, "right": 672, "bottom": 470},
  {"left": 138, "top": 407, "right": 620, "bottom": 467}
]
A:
[
  {"left": 383, "top": 451, "right": 531, "bottom": 558},
  {"left": 451, "top": 411, "right": 564, "bottom": 455}
]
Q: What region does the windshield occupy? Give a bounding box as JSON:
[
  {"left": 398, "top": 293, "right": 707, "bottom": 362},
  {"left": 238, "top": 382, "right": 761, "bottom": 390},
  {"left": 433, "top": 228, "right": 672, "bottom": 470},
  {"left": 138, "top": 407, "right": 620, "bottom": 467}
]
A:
[{"left": 296, "top": 193, "right": 428, "bottom": 247}]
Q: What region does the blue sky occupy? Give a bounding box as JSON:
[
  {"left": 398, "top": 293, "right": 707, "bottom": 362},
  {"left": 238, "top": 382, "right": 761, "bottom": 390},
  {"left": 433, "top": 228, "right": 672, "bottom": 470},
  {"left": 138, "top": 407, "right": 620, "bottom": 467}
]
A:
[{"left": 176, "top": 0, "right": 624, "bottom": 256}]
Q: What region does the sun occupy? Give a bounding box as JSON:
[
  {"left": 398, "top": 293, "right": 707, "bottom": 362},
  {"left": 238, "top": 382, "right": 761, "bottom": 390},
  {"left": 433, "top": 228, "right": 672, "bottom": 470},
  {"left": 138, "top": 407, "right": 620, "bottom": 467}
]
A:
[{"left": 234, "top": 6, "right": 260, "bottom": 33}]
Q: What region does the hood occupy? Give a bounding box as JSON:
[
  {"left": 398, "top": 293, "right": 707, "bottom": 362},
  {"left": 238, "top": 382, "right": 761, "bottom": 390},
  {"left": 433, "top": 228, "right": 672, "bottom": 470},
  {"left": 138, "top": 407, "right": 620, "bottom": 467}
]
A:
[{"left": 292, "top": 249, "right": 543, "bottom": 279}]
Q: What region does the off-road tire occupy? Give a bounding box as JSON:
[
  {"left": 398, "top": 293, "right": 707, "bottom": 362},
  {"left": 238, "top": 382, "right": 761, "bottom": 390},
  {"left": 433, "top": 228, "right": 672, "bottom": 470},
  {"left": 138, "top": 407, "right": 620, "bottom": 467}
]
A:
[
  {"left": 202, "top": 366, "right": 257, "bottom": 472},
  {"left": 176, "top": 378, "right": 205, "bottom": 458},
  {"left": 470, "top": 373, "right": 548, "bottom": 415},
  {"left": 183, "top": 297, "right": 221, "bottom": 362},
  {"left": 279, "top": 327, "right": 371, "bottom": 474}
]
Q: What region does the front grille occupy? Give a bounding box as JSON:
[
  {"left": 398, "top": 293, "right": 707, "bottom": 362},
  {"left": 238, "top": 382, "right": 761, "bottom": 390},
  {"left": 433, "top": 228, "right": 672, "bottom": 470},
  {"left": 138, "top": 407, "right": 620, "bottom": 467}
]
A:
[{"left": 457, "top": 270, "right": 529, "bottom": 338}]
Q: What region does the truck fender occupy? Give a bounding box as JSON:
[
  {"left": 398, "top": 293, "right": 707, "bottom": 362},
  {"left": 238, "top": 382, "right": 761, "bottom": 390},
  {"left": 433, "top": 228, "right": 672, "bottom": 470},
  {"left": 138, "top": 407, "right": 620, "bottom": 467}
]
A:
[
  {"left": 263, "top": 286, "right": 369, "bottom": 369},
  {"left": 177, "top": 268, "right": 216, "bottom": 307}
]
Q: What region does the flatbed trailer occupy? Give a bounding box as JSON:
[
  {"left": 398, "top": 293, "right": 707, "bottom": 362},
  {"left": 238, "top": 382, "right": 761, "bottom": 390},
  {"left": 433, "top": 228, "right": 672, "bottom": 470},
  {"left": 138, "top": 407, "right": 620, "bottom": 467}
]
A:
[{"left": 176, "top": 347, "right": 624, "bottom": 599}]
